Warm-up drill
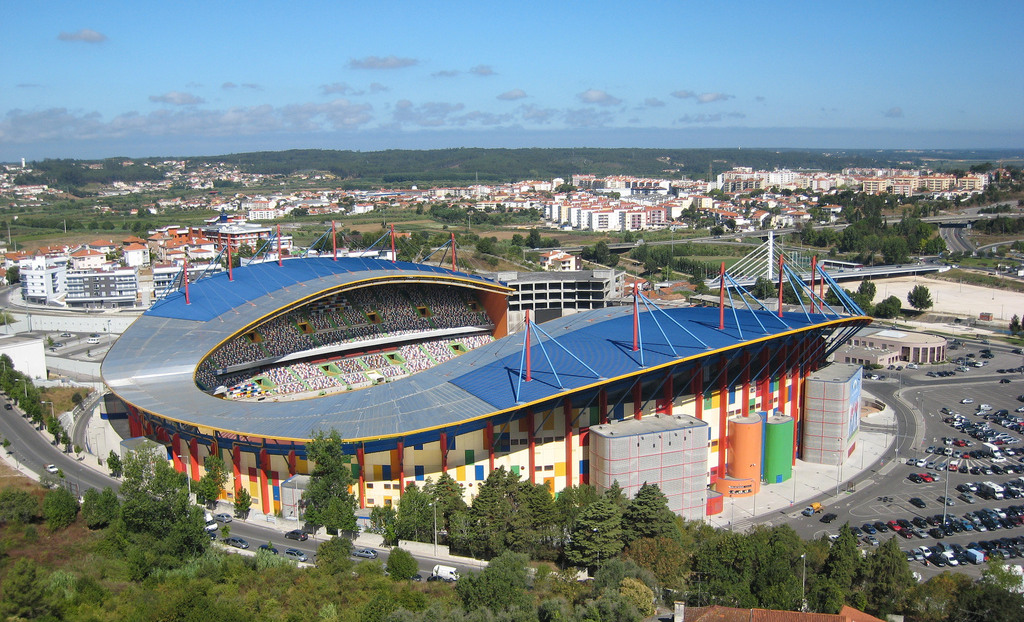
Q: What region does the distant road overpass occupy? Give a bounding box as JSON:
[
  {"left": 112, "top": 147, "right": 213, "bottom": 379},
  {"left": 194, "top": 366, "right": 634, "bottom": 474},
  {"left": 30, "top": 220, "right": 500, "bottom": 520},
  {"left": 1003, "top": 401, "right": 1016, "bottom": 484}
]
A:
[{"left": 707, "top": 262, "right": 949, "bottom": 289}]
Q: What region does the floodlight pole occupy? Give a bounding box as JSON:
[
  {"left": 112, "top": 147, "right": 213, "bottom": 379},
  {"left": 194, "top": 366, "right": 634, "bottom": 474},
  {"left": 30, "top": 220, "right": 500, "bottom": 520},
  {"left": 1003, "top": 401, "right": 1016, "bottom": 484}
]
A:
[
  {"left": 718, "top": 262, "right": 725, "bottom": 330},
  {"left": 332, "top": 220, "right": 337, "bottom": 261},
  {"left": 525, "top": 310, "right": 532, "bottom": 382}
]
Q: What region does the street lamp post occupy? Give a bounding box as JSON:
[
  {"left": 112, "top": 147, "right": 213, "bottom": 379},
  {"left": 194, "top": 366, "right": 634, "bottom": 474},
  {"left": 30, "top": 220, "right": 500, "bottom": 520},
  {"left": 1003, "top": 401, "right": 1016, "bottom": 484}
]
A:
[
  {"left": 836, "top": 437, "right": 843, "bottom": 497},
  {"left": 430, "top": 502, "right": 437, "bottom": 556},
  {"left": 41, "top": 400, "right": 54, "bottom": 420},
  {"left": 801, "top": 553, "right": 807, "bottom": 611}
]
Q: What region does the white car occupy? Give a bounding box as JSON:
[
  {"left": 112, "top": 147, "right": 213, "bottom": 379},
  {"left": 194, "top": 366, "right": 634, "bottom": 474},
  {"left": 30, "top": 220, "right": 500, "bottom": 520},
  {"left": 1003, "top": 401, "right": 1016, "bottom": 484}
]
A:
[
  {"left": 961, "top": 398, "right": 974, "bottom": 404},
  {"left": 45, "top": 464, "right": 59, "bottom": 474}
]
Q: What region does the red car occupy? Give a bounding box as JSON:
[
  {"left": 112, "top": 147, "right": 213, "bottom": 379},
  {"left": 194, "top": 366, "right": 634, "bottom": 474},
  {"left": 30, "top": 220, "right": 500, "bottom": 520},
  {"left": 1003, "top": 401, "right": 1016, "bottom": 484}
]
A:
[{"left": 920, "top": 473, "right": 935, "bottom": 483}]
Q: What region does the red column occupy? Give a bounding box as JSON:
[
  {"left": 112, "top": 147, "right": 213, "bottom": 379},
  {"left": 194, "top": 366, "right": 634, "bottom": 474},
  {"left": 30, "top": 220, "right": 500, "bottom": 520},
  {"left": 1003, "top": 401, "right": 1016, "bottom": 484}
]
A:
[
  {"left": 599, "top": 388, "right": 609, "bottom": 424},
  {"left": 741, "top": 351, "right": 751, "bottom": 417},
  {"left": 258, "top": 449, "right": 270, "bottom": 514},
  {"left": 232, "top": 445, "right": 241, "bottom": 496},
  {"left": 439, "top": 433, "right": 448, "bottom": 473},
  {"left": 171, "top": 433, "right": 183, "bottom": 472},
  {"left": 527, "top": 409, "right": 536, "bottom": 484},
  {"left": 633, "top": 380, "right": 643, "bottom": 420},
  {"left": 485, "top": 422, "right": 495, "bottom": 471},
  {"left": 564, "top": 398, "right": 574, "bottom": 487},
  {"left": 693, "top": 366, "right": 704, "bottom": 421},
  {"left": 659, "top": 371, "right": 673, "bottom": 415},
  {"left": 287, "top": 450, "right": 297, "bottom": 476},
  {"left": 718, "top": 357, "right": 728, "bottom": 479},
  {"left": 396, "top": 441, "right": 405, "bottom": 494},
  {"left": 356, "top": 446, "right": 366, "bottom": 509},
  {"left": 189, "top": 437, "right": 199, "bottom": 482}
]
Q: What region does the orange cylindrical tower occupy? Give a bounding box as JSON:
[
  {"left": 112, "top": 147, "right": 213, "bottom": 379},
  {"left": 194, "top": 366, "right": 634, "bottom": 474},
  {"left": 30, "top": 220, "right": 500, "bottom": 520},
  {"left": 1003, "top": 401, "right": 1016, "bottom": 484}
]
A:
[{"left": 727, "top": 412, "right": 763, "bottom": 494}]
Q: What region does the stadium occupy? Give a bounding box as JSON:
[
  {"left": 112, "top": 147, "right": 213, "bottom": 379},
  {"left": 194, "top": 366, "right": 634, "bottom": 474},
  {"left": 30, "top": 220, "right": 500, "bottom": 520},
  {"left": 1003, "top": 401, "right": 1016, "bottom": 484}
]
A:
[{"left": 101, "top": 253, "right": 871, "bottom": 520}]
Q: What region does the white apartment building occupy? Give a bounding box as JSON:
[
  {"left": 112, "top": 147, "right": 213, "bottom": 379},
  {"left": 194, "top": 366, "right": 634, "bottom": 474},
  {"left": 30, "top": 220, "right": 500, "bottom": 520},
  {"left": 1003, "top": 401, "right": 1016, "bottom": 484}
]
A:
[{"left": 19, "top": 256, "right": 67, "bottom": 305}]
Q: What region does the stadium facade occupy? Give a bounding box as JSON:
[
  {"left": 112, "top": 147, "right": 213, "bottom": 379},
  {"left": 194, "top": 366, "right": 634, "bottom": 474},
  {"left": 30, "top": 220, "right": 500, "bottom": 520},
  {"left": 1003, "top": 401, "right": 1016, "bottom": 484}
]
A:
[{"left": 101, "top": 257, "right": 870, "bottom": 519}]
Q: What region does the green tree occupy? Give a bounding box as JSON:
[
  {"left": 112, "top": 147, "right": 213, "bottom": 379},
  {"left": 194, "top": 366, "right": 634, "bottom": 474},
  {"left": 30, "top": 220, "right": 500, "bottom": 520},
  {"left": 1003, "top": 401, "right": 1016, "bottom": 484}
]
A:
[
  {"left": 194, "top": 454, "right": 228, "bottom": 507},
  {"left": 862, "top": 536, "right": 915, "bottom": 617},
  {"left": 527, "top": 229, "right": 542, "bottom": 248},
  {"left": 981, "top": 556, "right": 1024, "bottom": 593},
  {"left": 0, "top": 558, "right": 49, "bottom": 619},
  {"left": 370, "top": 504, "right": 399, "bottom": 546},
  {"left": 81, "top": 487, "right": 120, "bottom": 529},
  {"left": 823, "top": 524, "right": 862, "bottom": 593},
  {"left": 425, "top": 471, "right": 466, "bottom": 535},
  {"left": 0, "top": 488, "right": 39, "bottom": 523},
  {"left": 234, "top": 486, "right": 252, "bottom": 517},
  {"left": 873, "top": 295, "right": 903, "bottom": 319},
  {"left": 953, "top": 579, "right": 1024, "bottom": 622},
  {"left": 1009, "top": 314, "right": 1020, "bottom": 335},
  {"left": 751, "top": 276, "right": 775, "bottom": 299},
  {"left": 119, "top": 443, "right": 207, "bottom": 559},
  {"left": 314, "top": 536, "right": 353, "bottom": 574},
  {"left": 395, "top": 483, "right": 433, "bottom": 543},
  {"left": 621, "top": 483, "right": 676, "bottom": 545},
  {"left": 385, "top": 547, "right": 419, "bottom": 580},
  {"left": 42, "top": 486, "right": 79, "bottom": 530},
  {"left": 106, "top": 450, "right": 122, "bottom": 477},
  {"left": 456, "top": 551, "right": 533, "bottom": 613},
  {"left": 907, "top": 284, "right": 933, "bottom": 311},
  {"left": 302, "top": 429, "right": 357, "bottom": 532},
  {"left": 619, "top": 576, "right": 655, "bottom": 617},
  {"left": 857, "top": 279, "right": 876, "bottom": 302},
  {"left": 565, "top": 498, "right": 623, "bottom": 571}
]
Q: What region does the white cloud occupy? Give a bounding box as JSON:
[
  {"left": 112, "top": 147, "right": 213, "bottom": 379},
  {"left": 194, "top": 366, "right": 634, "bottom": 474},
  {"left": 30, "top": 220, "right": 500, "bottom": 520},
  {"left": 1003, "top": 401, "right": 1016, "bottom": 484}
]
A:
[
  {"left": 696, "top": 92, "right": 733, "bottom": 104},
  {"left": 391, "top": 100, "right": 465, "bottom": 127},
  {"left": 0, "top": 100, "right": 375, "bottom": 144},
  {"left": 432, "top": 70, "right": 460, "bottom": 78},
  {"left": 222, "top": 82, "right": 238, "bottom": 89},
  {"left": 565, "top": 107, "right": 615, "bottom": 127},
  {"left": 149, "top": 92, "right": 205, "bottom": 105},
  {"left": 58, "top": 29, "right": 107, "bottom": 43},
  {"left": 470, "top": 65, "right": 495, "bottom": 76},
  {"left": 321, "top": 82, "right": 355, "bottom": 95},
  {"left": 884, "top": 106, "right": 904, "bottom": 118},
  {"left": 644, "top": 98, "right": 665, "bottom": 107},
  {"left": 671, "top": 90, "right": 695, "bottom": 99},
  {"left": 349, "top": 55, "right": 417, "bottom": 70},
  {"left": 517, "top": 104, "right": 557, "bottom": 124},
  {"left": 497, "top": 89, "right": 527, "bottom": 101},
  {"left": 577, "top": 89, "right": 621, "bottom": 106},
  {"left": 369, "top": 83, "right": 389, "bottom": 93}
]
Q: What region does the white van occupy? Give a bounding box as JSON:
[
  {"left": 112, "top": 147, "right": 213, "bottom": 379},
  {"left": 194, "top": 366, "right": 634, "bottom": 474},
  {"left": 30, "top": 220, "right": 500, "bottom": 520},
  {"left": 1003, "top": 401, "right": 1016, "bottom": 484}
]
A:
[
  {"left": 431, "top": 564, "right": 459, "bottom": 582},
  {"left": 87, "top": 337, "right": 100, "bottom": 344}
]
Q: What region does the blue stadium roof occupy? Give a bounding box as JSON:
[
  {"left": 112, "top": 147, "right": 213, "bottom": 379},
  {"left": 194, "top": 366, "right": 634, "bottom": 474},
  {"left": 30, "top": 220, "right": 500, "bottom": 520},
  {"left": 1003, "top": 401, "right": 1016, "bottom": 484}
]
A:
[{"left": 102, "top": 258, "right": 869, "bottom": 442}]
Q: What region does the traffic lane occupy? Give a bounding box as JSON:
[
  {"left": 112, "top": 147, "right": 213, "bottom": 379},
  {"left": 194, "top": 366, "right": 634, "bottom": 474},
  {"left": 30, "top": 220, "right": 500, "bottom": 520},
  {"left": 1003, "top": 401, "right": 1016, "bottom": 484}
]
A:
[{"left": 221, "top": 523, "right": 480, "bottom": 578}]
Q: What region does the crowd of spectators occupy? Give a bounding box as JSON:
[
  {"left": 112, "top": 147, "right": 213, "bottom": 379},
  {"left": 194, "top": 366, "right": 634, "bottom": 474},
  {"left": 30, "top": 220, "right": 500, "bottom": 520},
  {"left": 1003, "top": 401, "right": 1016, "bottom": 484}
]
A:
[{"left": 197, "top": 283, "right": 502, "bottom": 397}]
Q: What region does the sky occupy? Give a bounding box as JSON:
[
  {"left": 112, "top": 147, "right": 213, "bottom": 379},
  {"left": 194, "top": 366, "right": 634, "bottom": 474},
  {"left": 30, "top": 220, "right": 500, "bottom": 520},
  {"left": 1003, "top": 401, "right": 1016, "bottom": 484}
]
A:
[{"left": 2, "top": 1, "right": 1022, "bottom": 161}]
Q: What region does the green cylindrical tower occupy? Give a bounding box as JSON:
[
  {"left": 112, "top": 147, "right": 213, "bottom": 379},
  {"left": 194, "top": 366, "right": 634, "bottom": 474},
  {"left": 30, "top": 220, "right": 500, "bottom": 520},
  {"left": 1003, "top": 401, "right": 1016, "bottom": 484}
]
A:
[{"left": 764, "top": 414, "right": 794, "bottom": 484}]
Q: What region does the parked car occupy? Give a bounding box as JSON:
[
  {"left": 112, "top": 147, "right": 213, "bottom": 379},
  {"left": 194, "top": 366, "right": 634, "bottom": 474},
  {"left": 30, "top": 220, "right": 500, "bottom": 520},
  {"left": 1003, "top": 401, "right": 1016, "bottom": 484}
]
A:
[
  {"left": 283, "top": 548, "right": 308, "bottom": 562},
  {"left": 224, "top": 537, "right": 249, "bottom": 549},
  {"left": 259, "top": 544, "right": 279, "bottom": 554},
  {"left": 352, "top": 548, "right": 378, "bottom": 559},
  {"left": 285, "top": 529, "right": 308, "bottom": 541},
  {"left": 45, "top": 464, "right": 59, "bottom": 474},
  {"left": 910, "top": 497, "right": 927, "bottom": 509},
  {"left": 214, "top": 513, "right": 233, "bottom": 523}
]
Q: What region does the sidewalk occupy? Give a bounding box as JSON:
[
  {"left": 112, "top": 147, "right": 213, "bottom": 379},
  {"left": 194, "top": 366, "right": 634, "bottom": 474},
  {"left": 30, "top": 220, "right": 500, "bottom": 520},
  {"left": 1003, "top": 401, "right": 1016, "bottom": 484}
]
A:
[{"left": 707, "top": 391, "right": 900, "bottom": 532}]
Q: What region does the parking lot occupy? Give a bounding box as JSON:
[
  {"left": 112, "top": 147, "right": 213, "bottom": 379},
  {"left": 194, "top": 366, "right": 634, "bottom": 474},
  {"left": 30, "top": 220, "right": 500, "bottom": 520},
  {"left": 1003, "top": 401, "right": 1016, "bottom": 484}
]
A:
[{"left": 789, "top": 339, "right": 1024, "bottom": 579}]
